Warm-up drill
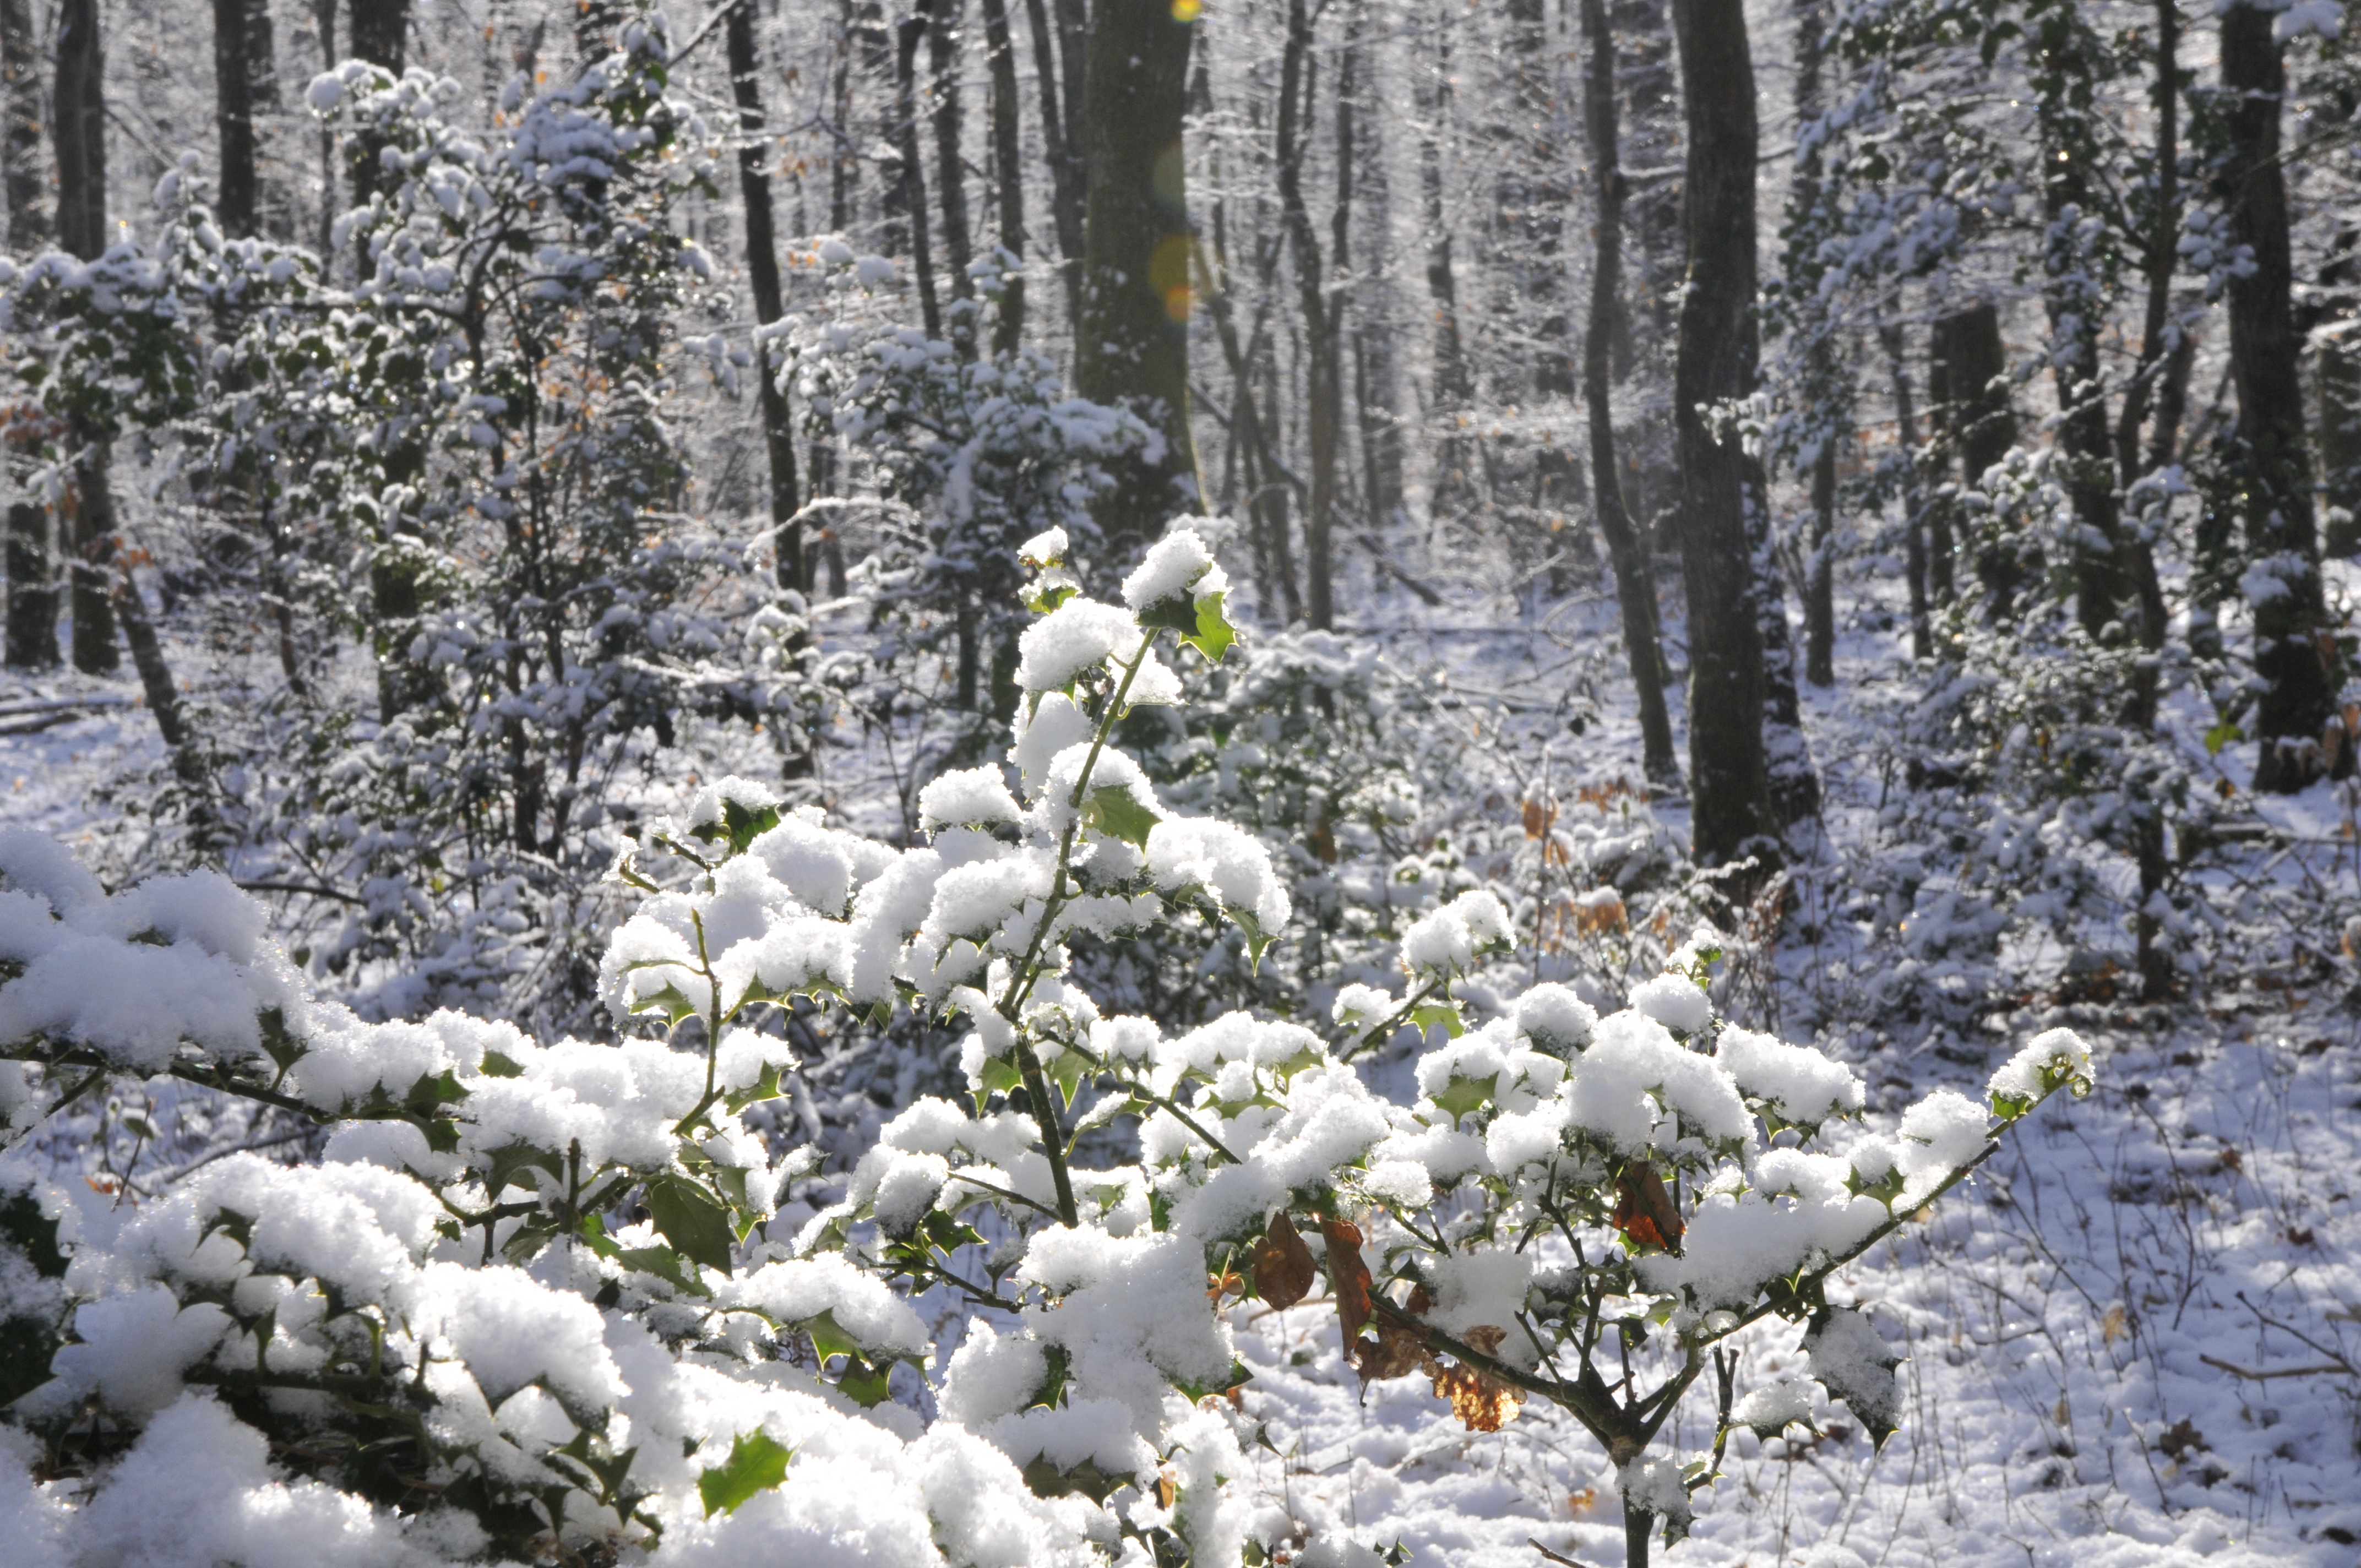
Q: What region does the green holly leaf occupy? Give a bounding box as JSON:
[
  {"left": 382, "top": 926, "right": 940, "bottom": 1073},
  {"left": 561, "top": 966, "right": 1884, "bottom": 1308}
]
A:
[
  {"left": 1409, "top": 999, "right": 1466, "bottom": 1039},
  {"left": 2202, "top": 721, "right": 2240, "bottom": 756},
  {"left": 1231, "top": 908, "right": 1276, "bottom": 973},
  {"left": 1430, "top": 1071, "right": 1498, "bottom": 1123},
  {"left": 645, "top": 1174, "right": 737, "bottom": 1274},
  {"left": 1082, "top": 785, "right": 1160, "bottom": 849},
  {"left": 480, "top": 1049, "right": 526, "bottom": 1079},
  {"left": 698, "top": 1429, "right": 793, "bottom": 1517},
  {"left": 724, "top": 1060, "right": 786, "bottom": 1114},
  {"left": 692, "top": 798, "right": 781, "bottom": 857},
  {"left": 1183, "top": 589, "right": 1236, "bottom": 664}
]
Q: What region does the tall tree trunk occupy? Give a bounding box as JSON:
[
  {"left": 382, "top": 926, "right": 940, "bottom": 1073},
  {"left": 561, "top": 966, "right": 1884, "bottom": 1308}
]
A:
[
  {"left": 1667, "top": 0, "right": 1777, "bottom": 869},
  {"left": 1581, "top": 0, "right": 1678, "bottom": 787},
  {"left": 1880, "top": 324, "right": 1932, "bottom": 662},
  {"left": 54, "top": 0, "right": 116, "bottom": 673},
  {"left": 213, "top": 0, "right": 278, "bottom": 239},
  {"left": 2035, "top": 5, "right": 2130, "bottom": 646},
  {"left": 1929, "top": 303, "right": 2018, "bottom": 618},
  {"left": 725, "top": 0, "right": 804, "bottom": 596},
  {"left": 1275, "top": 0, "right": 1347, "bottom": 630},
  {"left": 349, "top": 0, "right": 406, "bottom": 210},
  {"left": 1018, "top": 0, "right": 1082, "bottom": 328},
  {"left": 2218, "top": 2, "right": 2337, "bottom": 791},
  {"left": 1793, "top": 0, "right": 1838, "bottom": 688},
  {"left": 1504, "top": 0, "right": 1572, "bottom": 399},
  {"left": 2316, "top": 231, "right": 2361, "bottom": 557},
  {"left": 1076, "top": 0, "right": 1199, "bottom": 557},
  {"left": 927, "top": 0, "right": 975, "bottom": 317},
  {"left": 894, "top": 16, "right": 943, "bottom": 339},
  {"left": 1419, "top": 14, "right": 1470, "bottom": 514},
  {"left": 2, "top": 0, "right": 45, "bottom": 252},
  {"left": 3, "top": 0, "right": 53, "bottom": 668},
  {"left": 829, "top": 0, "right": 857, "bottom": 232},
  {"left": 977, "top": 0, "right": 1027, "bottom": 351},
  {"left": 312, "top": 0, "right": 336, "bottom": 259},
  {"left": 4, "top": 503, "right": 56, "bottom": 669}
]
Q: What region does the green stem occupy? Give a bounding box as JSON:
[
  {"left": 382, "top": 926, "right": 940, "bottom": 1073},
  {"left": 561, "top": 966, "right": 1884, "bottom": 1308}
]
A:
[{"left": 994, "top": 629, "right": 1161, "bottom": 1229}]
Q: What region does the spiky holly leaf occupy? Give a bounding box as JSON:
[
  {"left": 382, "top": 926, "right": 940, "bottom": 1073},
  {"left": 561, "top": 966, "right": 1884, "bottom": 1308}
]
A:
[{"left": 697, "top": 1429, "right": 793, "bottom": 1517}]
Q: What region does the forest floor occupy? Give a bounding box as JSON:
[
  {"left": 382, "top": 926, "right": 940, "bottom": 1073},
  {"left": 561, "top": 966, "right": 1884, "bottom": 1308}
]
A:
[{"left": 4, "top": 560, "right": 2358, "bottom": 1568}]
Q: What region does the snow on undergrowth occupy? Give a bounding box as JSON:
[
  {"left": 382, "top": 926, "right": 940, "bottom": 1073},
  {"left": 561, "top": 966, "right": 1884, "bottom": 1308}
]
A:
[{"left": 0, "top": 527, "right": 2115, "bottom": 1567}]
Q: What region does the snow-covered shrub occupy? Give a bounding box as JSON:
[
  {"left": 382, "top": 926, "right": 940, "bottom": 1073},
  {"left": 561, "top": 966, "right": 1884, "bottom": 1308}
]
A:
[
  {"left": 0, "top": 17, "right": 787, "bottom": 1033},
  {"left": 787, "top": 247, "right": 1154, "bottom": 743},
  {"left": 0, "top": 524, "right": 2093, "bottom": 1564}
]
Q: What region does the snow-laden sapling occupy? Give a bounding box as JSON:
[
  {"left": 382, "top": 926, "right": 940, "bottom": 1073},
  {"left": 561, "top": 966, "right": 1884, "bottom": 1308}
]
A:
[{"left": 0, "top": 521, "right": 2091, "bottom": 1566}]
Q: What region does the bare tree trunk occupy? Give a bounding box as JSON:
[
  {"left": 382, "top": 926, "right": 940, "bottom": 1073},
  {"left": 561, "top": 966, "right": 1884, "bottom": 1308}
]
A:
[
  {"left": 1881, "top": 324, "right": 1932, "bottom": 662},
  {"left": 349, "top": 0, "right": 407, "bottom": 211},
  {"left": 2219, "top": 1, "right": 2338, "bottom": 791},
  {"left": 1018, "top": 0, "right": 1082, "bottom": 328},
  {"left": 1930, "top": 303, "right": 2018, "bottom": 618},
  {"left": 725, "top": 0, "right": 804, "bottom": 595},
  {"left": 2316, "top": 231, "right": 2361, "bottom": 557},
  {"left": 1793, "top": 0, "right": 1838, "bottom": 688},
  {"left": 977, "top": 0, "right": 1027, "bottom": 351},
  {"left": 312, "top": 0, "right": 335, "bottom": 259},
  {"left": 54, "top": 0, "right": 116, "bottom": 674},
  {"left": 4, "top": 503, "right": 56, "bottom": 669},
  {"left": 894, "top": 16, "right": 943, "bottom": 339},
  {"left": 213, "top": 0, "right": 278, "bottom": 239},
  {"left": 1419, "top": 13, "right": 1470, "bottom": 515},
  {"left": 2, "top": 0, "right": 46, "bottom": 252},
  {"left": 926, "top": 0, "right": 975, "bottom": 317},
  {"left": 1667, "top": 0, "right": 1777, "bottom": 869},
  {"left": 1076, "top": 0, "right": 1199, "bottom": 556},
  {"left": 1580, "top": 0, "right": 1678, "bottom": 787},
  {"left": 829, "top": 0, "right": 857, "bottom": 232},
  {"left": 2035, "top": 7, "right": 2130, "bottom": 646},
  {"left": 1276, "top": 0, "right": 1347, "bottom": 629},
  {"left": 2, "top": 0, "right": 54, "bottom": 669}
]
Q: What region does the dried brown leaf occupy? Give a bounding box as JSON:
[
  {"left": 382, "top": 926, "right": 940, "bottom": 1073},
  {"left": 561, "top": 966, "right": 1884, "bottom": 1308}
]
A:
[
  {"left": 1250, "top": 1210, "right": 1317, "bottom": 1309},
  {"left": 1612, "top": 1161, "right": 1684, "bottom": 1254},
  {"left": 1320, "top": 1216, "right": 1373, "bottom": 1346}
]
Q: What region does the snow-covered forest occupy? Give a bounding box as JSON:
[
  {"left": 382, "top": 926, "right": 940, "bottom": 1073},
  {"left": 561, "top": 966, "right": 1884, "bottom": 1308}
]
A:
[{"left": 0, "top": 0, "right": 2355, "bottom": 1564}]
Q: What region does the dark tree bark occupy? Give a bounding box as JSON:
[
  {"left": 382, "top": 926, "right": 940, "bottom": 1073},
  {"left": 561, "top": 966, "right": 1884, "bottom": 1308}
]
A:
[
  {"left": 926, "top": 0, "right": 975, "bottom": 314},
  {"left": 725, "top": 0, "right": 803, "bottom": 595},
  {"left": 348, "top": 0, "right": 407, "bottom": 210},
  {"left": 1667, "top": 0, "right": 1777, "bottom": 868},
  {"left": 1503, "top": 0, "right": 1571, "bottom": 398},
  {"left": 1275, "top": 0, "right": 1346, "bottom": 630},
  {"left": 2, "top": 0, "right": 52, "bottom": 668},
  {"left": 4, "top": 503, "right": 56, "bottom": 669},
  {"left": 1018, "top": 0, "right": 1083, "bottom": 326},
  {"left": 893, "top": 16, "right": 943, "bottom": 339},
  {"left": 54, "top": 0, "right": 115, "bottom": 673},
  {"left": 312, "top": 0, "right": 335, "bottom": 258},
  {"left": 828, "top": 0, "right": 858, "bottom": 232},
  {"left": 2316, "top": 231, "right": 2361, "bottom": 557},
  {"left": 1419, "top": 16, "right": 1471, "bottom": 513},
  {"left": 2034, "top": 4, "right": 2130, "bottom": 646},
  {"left": 1929, "top": 303, "right": 2017, "bottom": 617},
  {"left": 1880, "top": 324, "right": 1933, "bottom": 662},
  {"left": 573, "top": 0, "right": 624, "bottom": 61},
  {"left": 977, "top": 0, "right": 1027, "bottom": 351},
  {"left": 349, "top": 0, "right": 405, "bottom": 74},
  {"left": 213, "top": 0, "right": 279, "bottom": 239},
  {"left": 1580, "top": 0, "right": 1678, "bottom": 787},
  {"left": 1075, "top": 0, "right": 1199, "bottom": 556},
  {"left": 1792, "top": 0, "right": 1837, "bottom": 688},
  {"left": 1, "top": 0, "right": 45, "bottom": 252},
  {"left": 2218, "top": 2, "right": 2337, "bottom": 791}
]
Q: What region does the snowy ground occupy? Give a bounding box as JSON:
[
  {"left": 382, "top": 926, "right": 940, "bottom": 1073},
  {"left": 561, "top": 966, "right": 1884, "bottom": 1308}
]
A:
[{"left": 6, "top": 558, "right": 2359, "bottom": 1568}]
